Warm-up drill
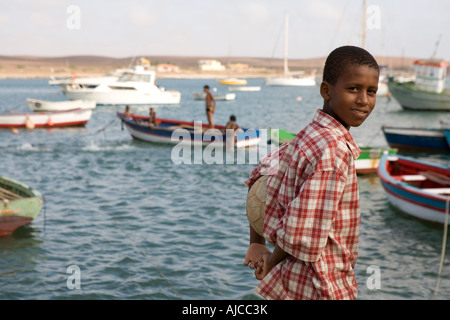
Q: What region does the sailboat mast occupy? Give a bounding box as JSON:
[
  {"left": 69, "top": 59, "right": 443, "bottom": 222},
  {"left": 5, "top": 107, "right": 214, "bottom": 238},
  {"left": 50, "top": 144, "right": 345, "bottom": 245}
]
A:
[
  {"left": 361, "top": 0, "right": 367, "bottom": 49},
  {"left": 284, "top": 13, "right": 289, "bottom": 75}
]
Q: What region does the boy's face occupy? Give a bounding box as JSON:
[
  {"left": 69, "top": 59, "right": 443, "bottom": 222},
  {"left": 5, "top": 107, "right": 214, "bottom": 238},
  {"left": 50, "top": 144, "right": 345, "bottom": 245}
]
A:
[{"left": 320, "top": 64, "right": 379, "bottom": 129}]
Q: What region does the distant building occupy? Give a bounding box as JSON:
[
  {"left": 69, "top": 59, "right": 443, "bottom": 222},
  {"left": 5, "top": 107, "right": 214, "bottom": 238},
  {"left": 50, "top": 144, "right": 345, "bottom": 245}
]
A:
[
  {"left": 227, "top": 63, "right": 250, "bottom": 71},
  {"left": 157, "top": 63, "right": 180, "bottom": 73},
  {"left": 198, "top": 59, "right": 226, "bottom": 71}
]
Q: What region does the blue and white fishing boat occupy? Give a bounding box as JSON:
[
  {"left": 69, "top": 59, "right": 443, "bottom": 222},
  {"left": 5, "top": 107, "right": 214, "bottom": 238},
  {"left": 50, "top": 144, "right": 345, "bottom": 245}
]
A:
[
  {"left": 382, "top": 125, "right": 450, "bottom": 152},
  {"left": 117, "top": 112, "right": 260, "bottom": 148},
  {"left": 377, "top": 154, "right": 450, "bottom": 224}
]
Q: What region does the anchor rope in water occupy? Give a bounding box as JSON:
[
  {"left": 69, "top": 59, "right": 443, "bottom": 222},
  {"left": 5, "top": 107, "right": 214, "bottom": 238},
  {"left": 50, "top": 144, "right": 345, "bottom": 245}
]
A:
[
  {"left": 94, "top": 116, "right": 119, "bottom": 135},
  {"left": 434, "top": 196, "right": 450, "bottom": 298},
  {"left": 78, "top": 115, "right": 182, "bottom": 298},
  {"left": 17, "top": 112, "right": 181, "bottom": 297},
  {"left": 106, "top": 211, "right": 182, "bottom": 299}
]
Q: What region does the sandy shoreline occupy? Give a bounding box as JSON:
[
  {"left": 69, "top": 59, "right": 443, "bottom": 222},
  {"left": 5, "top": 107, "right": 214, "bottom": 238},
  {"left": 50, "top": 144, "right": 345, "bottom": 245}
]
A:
[
  {"left": 0, "top": 54, "right": 417, "bottom": 80},
  {"left": 0, "top": 69, "right": 284, "bottom": 80}
]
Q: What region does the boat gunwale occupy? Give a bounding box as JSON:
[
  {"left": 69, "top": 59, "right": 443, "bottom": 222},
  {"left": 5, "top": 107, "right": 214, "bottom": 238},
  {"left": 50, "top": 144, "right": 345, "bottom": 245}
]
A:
[{"left": 377, "top": 155, "right": 450, "bottom": 206}]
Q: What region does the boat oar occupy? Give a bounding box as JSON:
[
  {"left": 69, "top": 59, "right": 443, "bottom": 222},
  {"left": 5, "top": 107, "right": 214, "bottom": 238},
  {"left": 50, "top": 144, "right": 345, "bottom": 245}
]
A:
[{"left": 0, "top": 187, "right": 22, "bottom": 200}]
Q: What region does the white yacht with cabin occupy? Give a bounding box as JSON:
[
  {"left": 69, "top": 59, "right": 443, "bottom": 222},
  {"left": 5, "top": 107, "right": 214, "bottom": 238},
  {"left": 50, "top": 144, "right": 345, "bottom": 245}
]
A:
[{"left": 61, "top": 64, "right": 181, "bottom": 106}]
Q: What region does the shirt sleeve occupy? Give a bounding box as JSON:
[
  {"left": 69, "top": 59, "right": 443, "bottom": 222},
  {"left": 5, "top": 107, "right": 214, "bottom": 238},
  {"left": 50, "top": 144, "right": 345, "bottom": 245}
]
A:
[{"left": 275, "top": 169, "right": 347, "bottom": 262}]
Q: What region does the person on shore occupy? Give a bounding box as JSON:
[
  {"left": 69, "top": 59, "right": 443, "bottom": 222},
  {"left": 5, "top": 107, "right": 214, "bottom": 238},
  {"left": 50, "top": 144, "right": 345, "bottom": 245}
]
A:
[
  {"left": 243, "top": 45, "right": 380, "bottom": 300},
  {"left": 204, "top": 85, "right": 216, "bottom": 128}
]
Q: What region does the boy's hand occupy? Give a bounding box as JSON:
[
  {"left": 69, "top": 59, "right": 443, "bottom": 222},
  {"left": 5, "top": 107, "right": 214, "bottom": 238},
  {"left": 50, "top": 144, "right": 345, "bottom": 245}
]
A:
[
  {"left": 244, "top": 243, "right": 271, "bottom": 269},
  {"left": 254, "top": 252, "right": 272, "bottom": 280}
]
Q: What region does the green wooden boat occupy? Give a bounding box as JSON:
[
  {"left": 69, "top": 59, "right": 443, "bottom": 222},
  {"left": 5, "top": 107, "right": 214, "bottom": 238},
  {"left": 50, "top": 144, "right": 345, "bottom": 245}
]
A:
[
  {"left": 0, "top": 176, "right": 42, "bottom": 236},
  {"left": 269, "top": 128, "right": 297, "bottom": 146},
  {"left": 268, "top": 128, "right": 397, "bottom": 174}
]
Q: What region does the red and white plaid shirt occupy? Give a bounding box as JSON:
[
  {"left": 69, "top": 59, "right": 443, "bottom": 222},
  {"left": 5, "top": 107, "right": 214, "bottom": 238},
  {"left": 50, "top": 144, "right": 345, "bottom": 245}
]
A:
[{"left": 244, "top": 109, "right": 362, "bottom": 300}]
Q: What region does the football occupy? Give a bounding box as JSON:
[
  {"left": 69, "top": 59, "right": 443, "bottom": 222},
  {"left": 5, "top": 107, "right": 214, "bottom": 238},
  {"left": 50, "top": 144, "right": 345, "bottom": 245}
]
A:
[{"left": 246, "top": 175, "right": 268, "bottom": 236}]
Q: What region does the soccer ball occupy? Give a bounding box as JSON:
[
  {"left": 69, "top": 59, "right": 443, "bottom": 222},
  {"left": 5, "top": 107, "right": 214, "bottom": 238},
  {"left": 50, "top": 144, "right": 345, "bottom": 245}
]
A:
[{"left": 246, "top": 175, "right": 268, "bottom": 237}]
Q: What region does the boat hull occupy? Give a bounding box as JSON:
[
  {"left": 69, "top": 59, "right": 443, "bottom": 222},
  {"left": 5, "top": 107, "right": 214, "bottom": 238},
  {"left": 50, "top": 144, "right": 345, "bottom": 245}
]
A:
[
  {"left": 377, "top": 154, "right": 450, "bottom": 224},
  {"left": 219, "top": 79, "right": 247, "bottom": 85},
  {"left": 26, "top": 98, "right": 96, "bottom": 112},
  {"left": 0, "top": 176, "right": 42, "bottom": 236},
  {"left": 265, "top": 76, "right": 316, "bottom": 86},
  {"left": 63, "top": 89, "right": 181, "bottom": 106},
  {"left": 0, "top": 109, "right": 93, "bottom": 128},
  {"left": 228, "top": 86, "right": 261, "bottom": 92},
  {"left": 355, "top": 147, "right": 398, "bottom": 174},
  {"left": 117, "top": 112, "right": 260, "bottom": 148},
  {"left": 388, "top": 81, "right": 450, "bottom": 111},
  {"left": 192, "top": 92, "right": 236, "bottom": 101},
  {"left": 382, "top": 126, "right": 450, "bottom": 151}
]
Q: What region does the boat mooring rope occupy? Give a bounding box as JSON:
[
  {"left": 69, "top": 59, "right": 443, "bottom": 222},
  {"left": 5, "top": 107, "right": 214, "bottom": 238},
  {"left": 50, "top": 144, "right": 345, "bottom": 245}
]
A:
[
  {"left": 106, "top": 211, "right": 182, "bottom": 299},
  {"left": 434, "top": 196, "right": 450, "bottom": 298}
]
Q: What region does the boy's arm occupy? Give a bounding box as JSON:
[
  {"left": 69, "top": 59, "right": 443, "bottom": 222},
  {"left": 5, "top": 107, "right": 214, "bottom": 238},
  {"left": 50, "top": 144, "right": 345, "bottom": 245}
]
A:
[{"left": 244, "top": 225, "right": 270, "bottom": 269}]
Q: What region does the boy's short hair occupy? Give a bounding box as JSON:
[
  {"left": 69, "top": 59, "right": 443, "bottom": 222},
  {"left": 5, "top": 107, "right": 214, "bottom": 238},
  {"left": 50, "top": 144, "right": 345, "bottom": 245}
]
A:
[
  {"left": 204, "top": 85, "right": 209, "bottom": 89},
  {"left": 323, "top": 46, "right": 379, "bottom": 85}
]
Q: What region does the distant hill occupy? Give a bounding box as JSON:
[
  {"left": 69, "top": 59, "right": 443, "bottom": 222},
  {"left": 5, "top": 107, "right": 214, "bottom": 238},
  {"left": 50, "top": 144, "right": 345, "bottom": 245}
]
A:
[{"left": 0, "top": 54, "right": 418, "bottom": 78}]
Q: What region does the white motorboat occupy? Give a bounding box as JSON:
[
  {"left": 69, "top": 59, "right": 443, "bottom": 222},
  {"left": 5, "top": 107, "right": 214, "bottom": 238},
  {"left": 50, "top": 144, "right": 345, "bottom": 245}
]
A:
[
  {"left": 26, "top": 98, "right": 96, "bottom": 112},
  {"left": 192, "top": 92, "right": 236, "bottom": 101},
  {"left": 265, "top": 73, "right": 316, "bottom": 86},
  {"left": 49, "top": 68, "right": 129, "bottom": 86},
  {"left": 228, "top": 86, "right": 261, "bottom": 92},
  {"left": 0, "top": 109, "right": 93, "bottom": 128},
  {"left": 61, "top": 65, "right": 181, "bottom": 106},
  {"left": 266, "top": 14, "right": 317, "bottom": 87}
]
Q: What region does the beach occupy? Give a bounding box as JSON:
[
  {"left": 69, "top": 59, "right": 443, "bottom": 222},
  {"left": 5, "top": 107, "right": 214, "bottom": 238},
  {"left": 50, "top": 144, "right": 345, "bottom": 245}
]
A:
[{"left": 0, "top": 54, "right": 417, "bottom": 79}]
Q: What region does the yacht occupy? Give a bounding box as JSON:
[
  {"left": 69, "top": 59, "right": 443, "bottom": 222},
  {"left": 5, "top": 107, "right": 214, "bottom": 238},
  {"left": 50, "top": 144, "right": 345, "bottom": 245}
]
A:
[{"left": 61, "top": 65, "right": 181, "bottom": 106}]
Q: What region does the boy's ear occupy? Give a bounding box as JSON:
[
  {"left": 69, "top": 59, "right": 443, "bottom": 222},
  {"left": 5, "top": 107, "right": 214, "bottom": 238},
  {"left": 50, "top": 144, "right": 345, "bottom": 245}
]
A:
[{"left": 320, "top": 81, "right": 331, "bottom": 101}]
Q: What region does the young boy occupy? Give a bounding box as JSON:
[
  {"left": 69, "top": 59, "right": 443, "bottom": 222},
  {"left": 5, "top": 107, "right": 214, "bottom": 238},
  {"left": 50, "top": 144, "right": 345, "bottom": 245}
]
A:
[{"left": 243, "top": 46, "right": 379, "bottom": 300}]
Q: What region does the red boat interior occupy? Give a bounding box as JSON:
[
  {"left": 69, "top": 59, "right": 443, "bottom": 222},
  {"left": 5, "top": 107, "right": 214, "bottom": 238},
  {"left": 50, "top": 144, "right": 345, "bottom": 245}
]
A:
[{"left": 388, "top": 158, "right": 450, "bottom": 195}]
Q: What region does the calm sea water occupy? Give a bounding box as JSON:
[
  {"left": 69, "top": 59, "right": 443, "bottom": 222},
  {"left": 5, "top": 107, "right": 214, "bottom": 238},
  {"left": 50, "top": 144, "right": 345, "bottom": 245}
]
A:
[{"left": 0, "top": 77, "right": 449, "bottom": 300}]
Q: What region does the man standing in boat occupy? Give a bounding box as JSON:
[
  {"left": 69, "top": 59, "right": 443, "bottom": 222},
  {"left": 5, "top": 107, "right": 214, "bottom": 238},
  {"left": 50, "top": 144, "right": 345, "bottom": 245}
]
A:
[{"left": 204, "top": 85, "right": 216, "bottom": 128}]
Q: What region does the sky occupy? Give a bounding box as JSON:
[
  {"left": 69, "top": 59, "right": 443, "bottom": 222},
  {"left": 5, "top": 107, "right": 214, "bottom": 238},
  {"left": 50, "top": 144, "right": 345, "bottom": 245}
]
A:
[{"left": 1, "top": 0, "right": 449, "bottom": 60}]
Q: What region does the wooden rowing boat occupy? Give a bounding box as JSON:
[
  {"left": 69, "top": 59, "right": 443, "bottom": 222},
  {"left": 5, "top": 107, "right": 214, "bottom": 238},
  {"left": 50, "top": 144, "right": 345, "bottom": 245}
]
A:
[
  {"left": 0, "top": 108, "right": 93, "bottom": 128},
  {"left": 382, "top": 125, "right": 450, "bottom": 152},
  {"left": 117, "top": 112, "right": 260, "bottom": 148},
  {"left": 0, "top": 176, "right": 42, "bottom": 236},
  {"left": 377, "top": 154, "right": 450, "bottom": 224},
  {"left": 26, "top": 98, "right": 96, "bottom": 112}
]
